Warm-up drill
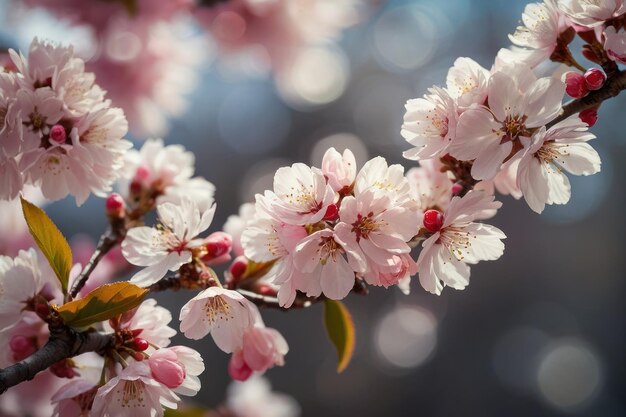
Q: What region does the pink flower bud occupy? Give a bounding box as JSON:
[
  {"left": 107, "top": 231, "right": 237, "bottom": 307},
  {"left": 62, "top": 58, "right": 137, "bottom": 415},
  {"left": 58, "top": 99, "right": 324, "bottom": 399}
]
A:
[
  {"left": 228, "top": 256, "right": 248, "bottom": 281},
  {"left": 149, "top": 349, "right": 186, "bottom": 388},
  {"left": 451, "top": 182, "right": 464, "bottom": 195},
  {"left": 10, "top": 335, "right": 36, "bottom": 361},
  {"left": 584, "top": 68, "right": 606, "bottom": 91},
  {"left": 564, "top": 72, "right": 588, "bottom": 98},
  {"left": 322, "top": 203, "right": 339, "bottom": 221},
  {"left": 423, "top": 209, "right": 444, "bottom": 233},
  {"left": 258, "top": 284, "right": 277, "bottom": 296},
  {"left": 50, "top": 360, "right": 79, "bottom": 379},
  {"left": 228, "top": 350, "right": 252, "bottom": 382},
  {"left": 579, "top": 107, "right": 598, "bottom": 127},
  {"left": 50, "top": 124, "right": 67, "bottom": 144},
  {"left": 203, "top": 232, "right": 232, "bottom": 260},
  {"left": 105, "top": 193, "right": 125, "bottom": 217},
  {"left": 133, "top": 337, "right": 149, "bottom": 352},
  {"left": 134, "top": 165, "right": 151, "bottom": 183}
]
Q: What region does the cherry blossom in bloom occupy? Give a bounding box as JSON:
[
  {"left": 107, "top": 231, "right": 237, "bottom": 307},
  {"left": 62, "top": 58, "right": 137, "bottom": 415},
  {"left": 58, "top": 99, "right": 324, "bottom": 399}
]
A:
[
  {"left": 406, "top": 159, "right": 454, "bottom": 213},
  {"left": 445, "top": 57, "right": 490, "bottom": 108},
  {"left": 50, "top": 379, "right": 98, "bottom": 417},
  {"left": 0, "top": 312, "right": 47, "bottom": 367},
  {"left": 91, "top": 362, "right": 179, "bottom": 417},
  {"left": 122, "top": 138, "right": 215, "bottom": 211},
  {"left": 604, "top": 26, "right": 626, "bottom": 64},
  {"left": 557, "top": 0, "right": 626, "bottom": 27},
  {"left": 334, "top": 189, "right": 421, "bottom": 286},
  {"left": 292, "top": 229, "right": 355, "bottom": 300},
  {"left": 2, "top": 38, "right": 132, "bottom": 205},
  {"left": 148, "top": 346, "right": 204, "bottom": 396},
  {"left": 270, "top": 163, "right": 335, "bottom": 225},
  {"left": 241, "top": 195, "right": 308, "bottom": 307},
  {"left": 504, "top": 0, "right": 567, "bottom": 67},
  {"left": 401, "top": 86, "right": 458, "bottom": 161},
  {"left": 122, "top": 198, "right": 216, "bottom": 286},
  {"left": 179, "top": 287, "right": 256, "bottom": 352},
  {"left": 229, "top": 324, "right": 288, "bottom": 381},
  {"left": 321, "top": 147, "right": 357, "bottom": 193},
  {"left": 517, "top": 117, "right": 601, "bottom": 213},
  {"left": 0, "top": 369, "right": 65, "bottom": 417},
  {"left": 449, "top": 66, "right": 565, "bottom": 180},
  {"left": 354, "top": 157, "right": 413, "bottom": 203},
  {"left": 103, "top": 299, "right": 177, "bottom": 349},
  {"left": 416, "top": 191, "right": 506, "bottom": 295},
  {"left": 474, "top": 159, "right": 523, "bottom": 201},
  {"left": 0, "top": 249, "right": 51, "bottom": 331},
  {"left": 226, "top": 376, "right": 300, "bottom": 417}
]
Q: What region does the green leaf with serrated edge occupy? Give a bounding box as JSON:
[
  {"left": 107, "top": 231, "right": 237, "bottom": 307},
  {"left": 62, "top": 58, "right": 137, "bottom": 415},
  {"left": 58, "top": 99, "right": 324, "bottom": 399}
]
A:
[
  {"left": 58, "top": 282, "right": 148, "bottom": 328},
  {"left": 164, "top": 407, "right": 209, "bottom": 417},
  {"left": 20, "top": 197, "right": 72, "bottom": 294},
  {"left": 323, "top": 299, "right": 356, "bottom": 373}
]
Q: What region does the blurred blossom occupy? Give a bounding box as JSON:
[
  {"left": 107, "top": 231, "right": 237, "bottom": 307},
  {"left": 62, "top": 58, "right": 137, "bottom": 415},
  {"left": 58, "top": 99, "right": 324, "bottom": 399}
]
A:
[
  {"left": 275, "top": 45, "right": 350, "bottom": 108},
  {"left": 536, "top": 339, "right": 603, "bottom": 411},
  {"left": 371, "top": 5, "right": 448, "bottom": 73},
  {"left": 218, "top": 83, "right": 291, "bottom": 154},
  {"left": 88, "top": 17, "right": 207, "bottom": 138},
  {"left": 310, "top": 133, "right": 368, "bottom": 167},
  {"left": 226, "top": 375, "right": 300, "bottom": 417},
  {"left": 492, "top": 327, "right": 551, "bottom": 393},
  {"left": 374, "top": 305, "right": 437, "bottom": 371}
]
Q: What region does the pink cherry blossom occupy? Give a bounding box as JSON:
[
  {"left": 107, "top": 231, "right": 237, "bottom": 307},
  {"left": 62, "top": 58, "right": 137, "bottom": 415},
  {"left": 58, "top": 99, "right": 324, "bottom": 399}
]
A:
[
  {"left": 406, "top": 159, "right": 454, "bottom": 213},
  {"left": 122, "top": 198, "right": 216, "bottom": 286},
  {"left": 604, "top": 26, "right": 626, "bottom": 64},
  {"left": 229, "top": 326, "right": 288, "bottom": 381},
  {"left": 224, "top": 202, "right": 256, "bottom": 257},
  {"left": 321, "top": 147, "right": 357, "bottom": 193},
  {"left": 557, "top": 0, "right": 626, "bottom": 27},
  {"left": 51, "top": 379, "right": 98, "bottom": 417},
  {"left": 504, "top": 0, "right": 568, "bottom": 67},
  {"left": 270, "top": 163, "right": 335, "bottom": 225},
  {"left": 91, "top": 362, "right": 180, "bottom": 417},
  {"left": 416, "top": 191, "right": 506, "bottom": 295},
  {"left": 179, "top": 287, "right": 256, "bottom": 352},
  {"left": 354, "top": 156, "right": 412, "bottom": 203},
  {"left": 445, "top": 57, "right": 490, "bottom": 108},
  {"left": 149, "top": 346, "right": 204, "bottom": 396},
  {"left": 449, "top": 66, "right": 565, "bottom": 180},
  {"left": 122, "top": 138, "right": 215, "bottom": 211},
  {"left": 517, "top": 117, "right": 601, "bottom": 213},
  {"left": 401, "top": 86, "right": 458, "bottom": 161}
]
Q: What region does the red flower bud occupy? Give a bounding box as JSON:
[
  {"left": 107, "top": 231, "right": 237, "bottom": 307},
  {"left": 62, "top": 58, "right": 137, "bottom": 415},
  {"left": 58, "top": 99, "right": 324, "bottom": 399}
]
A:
[
  {"left": 564, "top": 72, "right": 588, "bottom": 99},
  {"left": 322, "top": 203, "right": 339, "bottom": 221},
  {"left": 584, "top": 68, "right": 606, "bottom": 91},
  {"left": 579, "top": 107, "right": 598, "bottom": 127},
  {"left": 133, "top": 337, "right": 149, "bottom": 352},
  {"left": 423, "top": 209, "right": 444, "bottom": 233},
  {"left": 105, "top": 193, "right": 125, "bottom": 217}
]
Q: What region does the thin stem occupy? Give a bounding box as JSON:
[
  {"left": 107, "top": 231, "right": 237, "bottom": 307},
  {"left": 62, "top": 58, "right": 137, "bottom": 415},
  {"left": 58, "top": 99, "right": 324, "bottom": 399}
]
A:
[{"left": 69, "top": 229, "right": 120, "bottom": 299}]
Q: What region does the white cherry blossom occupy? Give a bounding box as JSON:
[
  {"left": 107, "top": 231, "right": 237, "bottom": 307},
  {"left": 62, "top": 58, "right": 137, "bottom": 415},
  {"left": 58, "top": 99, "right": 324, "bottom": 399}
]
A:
[
  {"left": 416, "top": 191, "right": 506, "bottom": 295},
  {"left": 122, "top": 198, "right": 216, "bottom": 287},
  {"left": 517, "top": 117, "right": 601, "bottom": 213},
  {"left": 445, "top": 57, "right": 490, "bottom": 108},
  {"left": 557, "top": 0, "right": 626, "bottom": 27},
  {"left": 321, "top": 147, "right": 357, "bottom": 193}
]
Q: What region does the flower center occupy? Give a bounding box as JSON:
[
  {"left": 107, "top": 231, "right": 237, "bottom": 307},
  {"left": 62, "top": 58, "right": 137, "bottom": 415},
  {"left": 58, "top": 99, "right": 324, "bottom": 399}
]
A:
[
  {"left": 118, "top": 380, "right": 145, "bottom": 408},
  {"left": 203, "top": 296, "right": 233, "bottom": 325},
  {"left": 500, "top": 114, "right": 529, "bottom": 143},
  {"left": 438, "top": 226, "right": 473, "bottom": 261},
  {"left": 351, "top": 212, "right": 379, "bottom": 240},
  {"left": 318, "top": 236, "right": 342, "bottom": 265}
]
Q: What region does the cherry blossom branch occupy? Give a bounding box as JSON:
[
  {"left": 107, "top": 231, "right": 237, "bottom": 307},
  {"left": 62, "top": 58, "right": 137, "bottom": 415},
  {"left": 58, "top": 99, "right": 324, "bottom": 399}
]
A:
[
  {"left": 0, "top": 325, "right": 113, "bottom": 394},
  {"left": 547, "top": 69, "right": 626, "bottom": 129},
  {"left": 69, "top": 228, "right": 123, "bottom": 299}
]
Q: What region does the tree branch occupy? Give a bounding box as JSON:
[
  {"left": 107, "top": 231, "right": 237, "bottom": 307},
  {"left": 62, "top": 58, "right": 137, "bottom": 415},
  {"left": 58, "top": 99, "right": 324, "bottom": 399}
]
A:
[
  {"left": 0, "top": 325, "right": 114, "bottom": 394},
  {"left": 547, "top": 69, "right": 626, "bottom": 129},
  {"left": 69, "top": 229, "right": 121, "bottom": 299}
]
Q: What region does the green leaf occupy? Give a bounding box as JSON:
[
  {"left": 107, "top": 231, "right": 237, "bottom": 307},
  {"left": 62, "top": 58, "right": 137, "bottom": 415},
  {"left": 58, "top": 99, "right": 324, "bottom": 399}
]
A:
[
  {"left": 58, "top": 282, "right": 148, "bottom": 328},
  {"left": 164, "top": 407, "right": 209, "bottom": 417},
  {"left": 20, "top": 197, "right": 72, "bottom": 294},
  {"left": 323, "top": 299, "right": 356, "bottom": 373}
]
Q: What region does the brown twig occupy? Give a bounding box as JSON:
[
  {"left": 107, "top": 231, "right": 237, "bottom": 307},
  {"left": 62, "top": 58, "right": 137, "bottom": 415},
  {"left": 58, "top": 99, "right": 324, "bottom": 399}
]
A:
[{"left": 0, "top": 325, "right": 113, "bottom": 394}]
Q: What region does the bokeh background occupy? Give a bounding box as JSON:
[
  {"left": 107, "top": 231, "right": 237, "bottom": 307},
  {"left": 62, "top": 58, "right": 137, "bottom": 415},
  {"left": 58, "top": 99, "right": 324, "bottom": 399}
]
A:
[{"left": 0, "top": 0, "right": 624, "bottom": 416}]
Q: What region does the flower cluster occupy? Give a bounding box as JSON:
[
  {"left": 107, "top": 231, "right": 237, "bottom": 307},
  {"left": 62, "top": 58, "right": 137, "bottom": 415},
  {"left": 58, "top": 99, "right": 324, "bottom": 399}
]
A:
[
  {"left": 0, "top": 38, "right": 131, "bottom": 205},
  {"left": 402, "top": 37, "right": 602, "bottom": 214}
]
